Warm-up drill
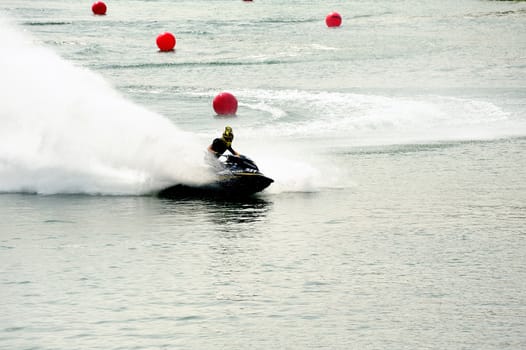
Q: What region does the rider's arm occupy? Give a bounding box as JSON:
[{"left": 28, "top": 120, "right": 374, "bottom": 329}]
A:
[
  {"left": 207, "top": 144, "right": 219, "bottom": 157},
  {"left": 228, "top": 146, "right": 239, "bottom": 156}
]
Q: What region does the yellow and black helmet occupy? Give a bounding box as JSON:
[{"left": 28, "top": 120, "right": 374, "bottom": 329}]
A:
[{"left": 222, "top": 126, "right": 234, "bottom": 144}]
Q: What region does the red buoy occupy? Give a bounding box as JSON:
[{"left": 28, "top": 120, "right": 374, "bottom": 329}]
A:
[
  {"left": 156, "top": 32, "right": 176, "bottom": 52},
  {"left": 213, "top": 92, "right": 238, "bottom": 115},
  {"left": 325, "top": 12, "right": 342, "bottom": 27},
  {"left": 91, "top": 1, "right": 107, "bottom": 15}
]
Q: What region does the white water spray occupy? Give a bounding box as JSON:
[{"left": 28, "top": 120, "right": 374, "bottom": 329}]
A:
[{"left": 0, "top": 19, "right": 212, "bottom": 195}]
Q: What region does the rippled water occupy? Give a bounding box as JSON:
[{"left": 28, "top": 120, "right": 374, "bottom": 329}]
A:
[
  {"left": 1, "top": 0, "right": 526, "bottom": 349},
  {"left": 2, "top": 138, "right": 525, "bottom": 349}
]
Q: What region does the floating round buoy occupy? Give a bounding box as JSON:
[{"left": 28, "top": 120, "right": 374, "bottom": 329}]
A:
[
  {"left": 156, "top": 32, "right": 176, "bottom": 52},
  {"left": 213, "top": 92, "right": 238, "bottom": 115},
  {"left": 325, "top": 12, "right": 342, "bottom": 27},
  {"left": 91, "top": 1, "right": 107, "bottom": 15}
]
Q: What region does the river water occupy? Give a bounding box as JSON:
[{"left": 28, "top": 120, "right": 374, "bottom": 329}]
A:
[{"left": 1, "top": 1, "right": 526, "bottom": 349}]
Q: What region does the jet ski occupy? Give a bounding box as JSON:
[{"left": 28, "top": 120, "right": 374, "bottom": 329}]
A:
[{"left": 157, "top": 154, "right": 273, "bottom": 198}]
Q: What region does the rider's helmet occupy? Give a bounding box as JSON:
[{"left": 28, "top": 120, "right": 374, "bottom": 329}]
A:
[{"left": 222, "top": 126, "right": 234, "bottom": 146}]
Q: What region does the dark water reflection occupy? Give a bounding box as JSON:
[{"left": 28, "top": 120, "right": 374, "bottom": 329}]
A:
[{"left": 159, "top": 196, "right": 273, "bottom": 226}]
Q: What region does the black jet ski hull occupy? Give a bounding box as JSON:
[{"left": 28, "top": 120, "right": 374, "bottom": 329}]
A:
[{"left": 157, "top": 173, "right": 274, "bottom": 199}]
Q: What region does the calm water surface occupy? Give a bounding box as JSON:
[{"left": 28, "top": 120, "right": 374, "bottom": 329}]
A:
[{"left": 2, "top": 139, "right": 526, "bottom": 349}]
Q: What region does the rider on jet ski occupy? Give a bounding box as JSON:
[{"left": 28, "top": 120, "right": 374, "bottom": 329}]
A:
[
  {"left": 157, "top": 126, "right": 272, "bottom": 198},
  {"left": 207, "top": 126, "right": 240, "bottom": 158}
]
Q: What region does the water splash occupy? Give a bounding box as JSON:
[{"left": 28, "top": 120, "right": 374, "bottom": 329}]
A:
[{"left": 0, "top": 19, "right": 212, "bottom": 195}]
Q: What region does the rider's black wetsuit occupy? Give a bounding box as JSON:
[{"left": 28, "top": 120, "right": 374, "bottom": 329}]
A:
[{"left": 210, "top": 138, "right": 237, "bottom": 158}]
